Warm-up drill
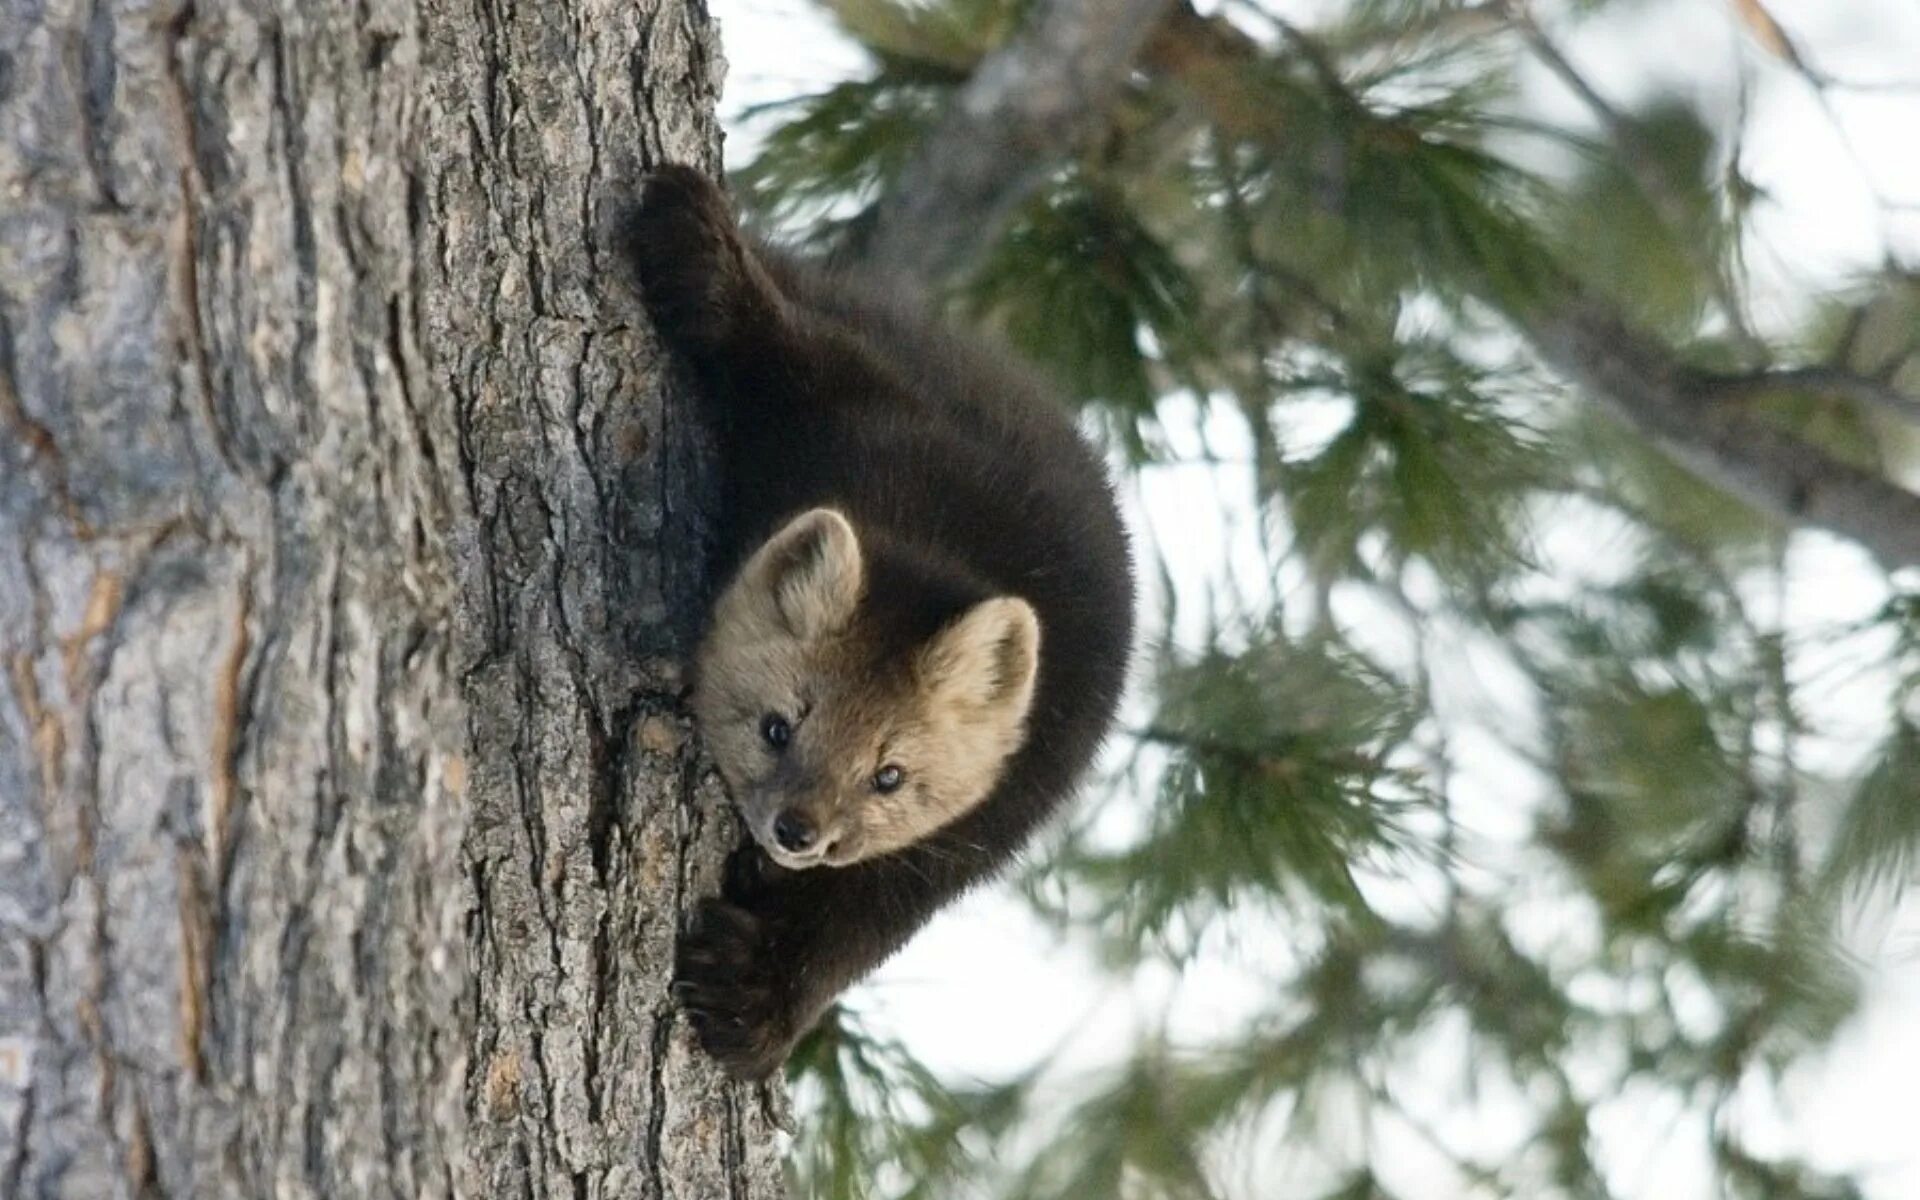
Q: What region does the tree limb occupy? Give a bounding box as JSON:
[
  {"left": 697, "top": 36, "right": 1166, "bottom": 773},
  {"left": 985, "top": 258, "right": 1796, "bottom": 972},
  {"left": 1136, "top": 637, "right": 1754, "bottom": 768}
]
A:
[
  {"left": 1516, "top": 292, "right": 1920, "bottom": 570},
  {"left": 1684, "top": 365, "right": 1920, "bottom": 426},
  {"left": 856, "top": 0, "right": 1176, "bottom": 285}
]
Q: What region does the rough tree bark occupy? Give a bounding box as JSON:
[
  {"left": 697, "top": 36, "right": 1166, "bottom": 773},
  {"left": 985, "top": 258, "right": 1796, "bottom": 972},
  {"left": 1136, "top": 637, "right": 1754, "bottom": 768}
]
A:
[{"left": 0, "top": 0, "right": 784, "bottom": 1196}]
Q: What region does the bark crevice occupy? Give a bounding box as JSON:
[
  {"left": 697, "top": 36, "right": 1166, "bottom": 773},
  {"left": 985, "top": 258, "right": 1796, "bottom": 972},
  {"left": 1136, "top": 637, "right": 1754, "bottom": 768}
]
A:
[{"left": 3, "top": 0, "right": 778, "bottom": 1193}]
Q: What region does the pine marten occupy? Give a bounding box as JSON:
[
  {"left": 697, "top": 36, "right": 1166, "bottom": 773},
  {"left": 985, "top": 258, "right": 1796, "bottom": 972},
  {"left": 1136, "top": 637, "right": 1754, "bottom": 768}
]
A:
[{"left": 625, "top": 166, "right": 1134, "bottom": 1080}]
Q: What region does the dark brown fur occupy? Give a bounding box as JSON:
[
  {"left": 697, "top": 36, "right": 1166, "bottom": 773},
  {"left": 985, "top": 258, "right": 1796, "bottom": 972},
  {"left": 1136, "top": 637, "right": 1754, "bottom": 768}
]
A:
[{"left": 625, "top": 166, "right": 1135, "bottom": 1079}]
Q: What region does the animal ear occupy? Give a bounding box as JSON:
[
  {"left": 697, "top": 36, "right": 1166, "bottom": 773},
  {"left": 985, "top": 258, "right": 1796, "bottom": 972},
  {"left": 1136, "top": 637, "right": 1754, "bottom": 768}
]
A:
[
  {"left": 921, "top": 597, "right": 1041, "bottom": 720},
  {"left": 745, "top": 508, "right": 864, "bottom": 639}
]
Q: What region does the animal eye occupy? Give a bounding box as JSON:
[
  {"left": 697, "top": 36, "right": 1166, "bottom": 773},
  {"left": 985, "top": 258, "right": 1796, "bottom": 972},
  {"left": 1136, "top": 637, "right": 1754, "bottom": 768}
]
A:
[
  {"left": 872, "top": 764, "right": 904, "bottom": 794},
  {"left": 760, "top": 713, "right": 792, "bottom": 750}
]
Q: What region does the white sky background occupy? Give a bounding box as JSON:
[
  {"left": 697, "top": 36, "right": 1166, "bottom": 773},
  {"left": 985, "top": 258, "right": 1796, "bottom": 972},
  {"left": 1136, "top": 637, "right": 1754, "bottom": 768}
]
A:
[{"left": 706, "top": 1, "right": 1920, "bottom": 1195}]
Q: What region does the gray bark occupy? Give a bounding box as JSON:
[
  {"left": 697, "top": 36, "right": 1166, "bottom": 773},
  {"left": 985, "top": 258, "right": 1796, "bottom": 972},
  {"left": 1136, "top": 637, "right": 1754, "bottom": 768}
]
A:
[{"left": 0, "top": 0, "right": 783, "bottom": 1197}]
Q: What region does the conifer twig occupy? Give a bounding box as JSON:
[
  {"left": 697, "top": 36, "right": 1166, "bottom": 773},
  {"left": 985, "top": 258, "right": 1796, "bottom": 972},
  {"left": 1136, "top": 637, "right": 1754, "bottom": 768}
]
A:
[{"left": 856, "top": 0, "right": 1920, "bottom": 569}]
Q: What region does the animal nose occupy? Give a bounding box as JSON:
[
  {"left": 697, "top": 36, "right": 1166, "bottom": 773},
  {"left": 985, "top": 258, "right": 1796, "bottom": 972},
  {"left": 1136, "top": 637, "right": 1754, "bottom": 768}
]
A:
[{"left": 773, "top": 810, "right": 816, "bottom": 853}]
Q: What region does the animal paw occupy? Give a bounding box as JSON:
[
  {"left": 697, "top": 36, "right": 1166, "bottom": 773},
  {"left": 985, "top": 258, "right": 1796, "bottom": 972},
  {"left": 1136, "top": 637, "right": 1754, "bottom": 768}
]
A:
[
  {"left": 721, "top": 837, "right": 794, "bottom": 909},
  {"left": 625, "top": 166, "right": 773, "bottom": 355},
  {"left": 672, "top": 897, "right": 797, "bottom": 1080}
]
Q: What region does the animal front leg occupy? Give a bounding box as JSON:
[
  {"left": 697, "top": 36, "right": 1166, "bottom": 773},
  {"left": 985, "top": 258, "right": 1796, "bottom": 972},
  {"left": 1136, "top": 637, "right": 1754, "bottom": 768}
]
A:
[
  {"left": 674, "top": 840, "right": 967, "bottom": 1079},
  {"left": 624, "top": 165, "right": 790, "bottom": 364},
  {"left": 672, "top": 894, "right": 801, "bottom": 1080},
  {"left": 672, "top": 842, "right": 851, "bottom": 1080}
]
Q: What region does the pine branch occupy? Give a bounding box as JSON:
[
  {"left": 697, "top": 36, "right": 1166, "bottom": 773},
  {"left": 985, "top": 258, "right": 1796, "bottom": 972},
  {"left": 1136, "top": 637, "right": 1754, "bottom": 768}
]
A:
[
  {"left": 849, "top": 0, "right": 1920, "bottom": 569},
  {"left": 1511, "top": 6, "right": 1763, "bottom": 354},
  {"left": 1326, "top": 1, "right": 1511, "bottom": 59},
  {"left": 855, "top": 0, "right": 1177, "bottom": 285},
  {"left": 1519, "top": 289, "right": 1920, "bottom": 569},
  {"left": 1685, "top": 364, "right": 1920, "bottom": 426},
  {"left": 1129, "top": 724, "right": 1383, "bottom": 777}
]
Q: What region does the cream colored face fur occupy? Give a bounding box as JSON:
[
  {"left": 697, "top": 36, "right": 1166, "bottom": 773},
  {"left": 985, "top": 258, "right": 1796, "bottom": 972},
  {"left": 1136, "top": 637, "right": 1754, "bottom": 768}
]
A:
[{"left": 693, "top": 509, "right": 1041, "bottom": 869}]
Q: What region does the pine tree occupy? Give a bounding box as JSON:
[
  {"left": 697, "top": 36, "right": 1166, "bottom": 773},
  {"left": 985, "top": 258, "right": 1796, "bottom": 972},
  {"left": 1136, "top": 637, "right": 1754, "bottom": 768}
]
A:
[{"left": 733, "top": 0, "right": 1920, "bottom": 1195}]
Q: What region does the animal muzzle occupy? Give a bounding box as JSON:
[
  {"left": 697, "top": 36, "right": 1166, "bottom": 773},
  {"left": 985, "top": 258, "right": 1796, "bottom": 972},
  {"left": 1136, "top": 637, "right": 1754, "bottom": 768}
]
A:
[{"left": 765, "top": 803, "right": 850, "bottom": 866}]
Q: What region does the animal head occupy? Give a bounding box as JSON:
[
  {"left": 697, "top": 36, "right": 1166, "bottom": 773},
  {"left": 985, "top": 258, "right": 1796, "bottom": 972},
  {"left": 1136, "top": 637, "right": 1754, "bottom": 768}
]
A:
[{"left": 693, "top": 508, "right": 1041, "bottom": 869}]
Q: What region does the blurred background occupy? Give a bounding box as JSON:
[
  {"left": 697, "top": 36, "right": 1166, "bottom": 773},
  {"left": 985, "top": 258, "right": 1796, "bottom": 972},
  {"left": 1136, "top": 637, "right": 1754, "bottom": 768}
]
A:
[{"left": 706, "top": 1, "right": 1920, "bottom": 1195}]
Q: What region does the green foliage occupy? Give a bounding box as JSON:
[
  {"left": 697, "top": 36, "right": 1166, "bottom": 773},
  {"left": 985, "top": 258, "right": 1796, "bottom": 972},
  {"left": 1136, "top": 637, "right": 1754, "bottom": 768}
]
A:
[
  {"left": 734, "top": 0, "right": 1917, "bottom": 1194},
  {"left": 1718, "top": 1139, "right": 1866, "bottom": 1200},
  {"left": 1818, "top": 721, "right": 1920, "bottom": 897},
  {"left": 1276, "top": 343, "right": 1551, "bottom": 589},
  {"left": 1004, "top": 1047, "right": 1222, "bottom": 1200},
  {"left": 1798, "top": 271, "right": 1920, "bottom": 473},
  {"left": 1556, "top": 403, "right": 1785, "bottom": 555},
  {"left": 1547, "top": 100, "right": 1732, "bottom": 334},
  {"left": 821, "top": 0, "right": 1027, "bottom": 71},
  {"left": 964, "top": 176, "right": 1212, "bottom": 457},
  {"left": 1206, "top": 53, "right": 1560, "bottom": 312},
  {"left": 1823, "top": 273, "right": 1920, "bottom": 385},
  {"left": 1046, "top": 632, "right": 1426, "bottom": 953},
  {"left": 788, "top": 1008, "right": 1029, "bottom": 1199},
  {"left": 737, "top": 77, "right": 951, "bottom": 238}
]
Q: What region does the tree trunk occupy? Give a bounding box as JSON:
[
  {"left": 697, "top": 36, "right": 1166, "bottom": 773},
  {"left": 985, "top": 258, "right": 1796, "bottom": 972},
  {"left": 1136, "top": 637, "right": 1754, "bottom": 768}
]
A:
[{"left": 0, "top": 1, "right": 784, "bottom": 1196}]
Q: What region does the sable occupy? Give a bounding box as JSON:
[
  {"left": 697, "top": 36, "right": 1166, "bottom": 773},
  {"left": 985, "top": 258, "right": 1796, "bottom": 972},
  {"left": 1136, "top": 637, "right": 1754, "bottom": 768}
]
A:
[{"left": 625, "top": 166, "right": 1134, "bottom": 1079}]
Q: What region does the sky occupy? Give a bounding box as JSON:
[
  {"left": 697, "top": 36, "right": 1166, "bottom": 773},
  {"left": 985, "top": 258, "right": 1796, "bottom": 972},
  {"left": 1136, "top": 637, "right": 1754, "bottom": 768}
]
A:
[{"left": 705, "top": 1, "right": 1920, "bottom": 1194}]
